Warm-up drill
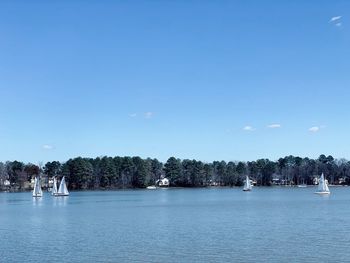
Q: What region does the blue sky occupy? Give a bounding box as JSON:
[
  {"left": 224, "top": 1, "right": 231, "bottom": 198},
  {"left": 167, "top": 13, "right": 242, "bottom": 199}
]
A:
[{"left": 0, "top": 0, "right": 349, "bottom": 163}]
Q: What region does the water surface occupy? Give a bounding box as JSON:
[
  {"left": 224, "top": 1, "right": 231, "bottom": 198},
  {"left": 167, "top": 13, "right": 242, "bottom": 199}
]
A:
[{"left": 1, "top": 187, "right": 349, "bottom": 262}]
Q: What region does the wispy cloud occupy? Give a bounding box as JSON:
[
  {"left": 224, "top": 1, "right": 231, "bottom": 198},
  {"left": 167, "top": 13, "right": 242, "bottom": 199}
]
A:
[
  {"left": 42, "top": 144, "right": 54, "bottom": 150},
  {"left": 309, "top": 126, "right": 320, "bottom": 133},
  {"left": 267, "top": 124, "right": 281, "bottom": 129},
  {"left": 329, "top": 16, "right": 343, "bottom": 27},
  {"left": 335, "top": 22, "right": 342, "bottom": 27},
  {"left": 144, "top": 112, "right": 153, "bottom": 119},
  {"left": 129, "top": 112, "right": 154, "bottom": 119},
  {"left": 243, "top": 126, "right": 255, "bottom": 131},
  {"left": 329, "top": 16, "right": 342, "bottom": 22}
]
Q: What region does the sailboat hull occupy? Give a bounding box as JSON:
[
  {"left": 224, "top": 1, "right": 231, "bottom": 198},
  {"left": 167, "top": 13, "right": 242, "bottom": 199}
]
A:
[
  {"left": 32, "top": 193, "right": 43, "bottom": 197},
  {"left": 314, "top": 191, "right": 330, "bottom": 195},
  {"left": 243, "top": 189, "right": 251, "bottom": 191}
]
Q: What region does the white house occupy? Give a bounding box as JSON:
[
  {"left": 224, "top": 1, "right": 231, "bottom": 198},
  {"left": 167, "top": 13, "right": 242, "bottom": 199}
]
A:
[
  {"left": 3, "top": 179, "right": 10, "bottom": 186},
  {"left": 157, "top": 178, "right": 170, "bottom": 187}
]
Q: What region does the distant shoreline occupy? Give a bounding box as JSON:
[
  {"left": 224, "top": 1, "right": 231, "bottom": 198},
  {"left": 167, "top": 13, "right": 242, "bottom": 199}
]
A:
[
  {"left": 2, "top": 184, "right": 349, "bottom": 194},
  {"left": 1, "top": 154, "right": 349, "bottom": 192}
]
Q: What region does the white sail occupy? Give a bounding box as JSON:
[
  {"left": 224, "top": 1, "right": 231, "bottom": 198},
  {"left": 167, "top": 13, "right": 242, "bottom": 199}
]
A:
[
  {"left": 57, "top": 176, "right": 69, "bottom": 196},
  {"left": 32, "top": 176, "right": 43, "bottom": 197},
  {"left": 52, "top": 177, "right": 58, "bottom": 195},
  {"left": 243, "top": 175, "right": 252, "bottom": 191},
  {"left": 37, "top": 177, "right": 43, "bottom": 196},
  {"left": 315, "top": 173, "right": 330, "bottom": 194},
  {"left": 317, "top": 174, "right": 324, "bottom": 191},
  {"left": 324, "top": 179, "right": 330, "bottom": 192},
  {"left": 32, "top": 177, "right": 37, "bottom": 196}
]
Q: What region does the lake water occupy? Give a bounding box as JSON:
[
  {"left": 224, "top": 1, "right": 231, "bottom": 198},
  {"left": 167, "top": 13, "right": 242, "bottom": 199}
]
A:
[{"left": 1, "top": 187, "right": 350, "bottom": 262}]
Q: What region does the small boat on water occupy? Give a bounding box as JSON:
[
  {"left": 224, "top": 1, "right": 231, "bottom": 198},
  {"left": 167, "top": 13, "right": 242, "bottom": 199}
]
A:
[
  {"left": 314, "top": 173, "right": 330, "bottom": 195},
  {"left": 146, "top": 185, "right": 157, "bottom": 190},
  {"left": 51, "top": 177, "right": 58, "bottom": 196},
  {"left": 297, "top": 180, "right": 307, "bottom": 188},
  {"left": 56, "top": 176, "right": 69, "bottom": 196},
  {"left": 243, "top": 175, "right": 252, "bottom": 191},
  {"left": 32, "top": 177, "right": 43, "bottom": 197}
]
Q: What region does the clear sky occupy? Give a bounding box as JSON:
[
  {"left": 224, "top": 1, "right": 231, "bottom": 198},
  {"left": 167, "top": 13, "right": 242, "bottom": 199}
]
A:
[{"left": 0, "top": 0, "right": 349, "bottom": 163}]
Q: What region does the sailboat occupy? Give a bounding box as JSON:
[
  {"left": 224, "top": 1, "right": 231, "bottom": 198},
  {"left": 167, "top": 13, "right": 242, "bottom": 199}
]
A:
[
  {"left": 314, "top": 173, "right": 330, "bottom": 195},
  {"left": 297, "top": 179, "right": 307, "bottom": 188},
  {"left": 32, "top": 176, "right": 43, "bottom": 197},
  {"left": 57, "top": 176, "right": 69, "bottom": 196},
  {"left": 243, "top": 175, "right": 252, "bottom": 191},
  {"left": 51, "top": 177, "right": 58, "bottom": 196}
]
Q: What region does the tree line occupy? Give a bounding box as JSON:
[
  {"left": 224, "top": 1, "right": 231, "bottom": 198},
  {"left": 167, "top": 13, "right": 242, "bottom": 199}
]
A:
[{"left": 1, "top": 154, "right": 350, "bottom": 191}]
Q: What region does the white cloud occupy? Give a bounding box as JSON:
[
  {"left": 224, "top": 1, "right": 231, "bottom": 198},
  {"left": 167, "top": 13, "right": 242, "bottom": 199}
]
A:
[
  {"left": 243, "top": 126, "right": 255, "bottom": 131},
  {"left": 329, "top": 16, "right": 343, "bottom": 27},
  {"left": 144, "top": 112, "right": 153, "bottom": 119},
  {"left": 42, "top": 144, "right": 54, "bottom": 150},
  {"left": 267, "top": 124, "right": 281, "bottom": 129},
  {"left": 309, "top": 126, "right": 320, "bottom": 132},
  {"left": 129, "top": 113, "right": 137, "bottom": 118},
  {"left": 330, "top": 16, "right": 342, "bottom": 22},
  {"left": 336, "top": 22, "right": 342, "bottom": 27}
]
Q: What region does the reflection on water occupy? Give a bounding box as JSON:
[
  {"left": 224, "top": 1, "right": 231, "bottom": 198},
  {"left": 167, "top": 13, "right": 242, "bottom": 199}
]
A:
[
  {"left": 53, "top": 196, "right": 68, "bottom": 207},
  {"left": 158, "top": 188, "right": 170, "bottom": 204},
  {"left": 32, "top": 196, "right": 43, "bottom": 206},
  {"left": 1, "top": 187, "right": 350, "bottom": 263}
]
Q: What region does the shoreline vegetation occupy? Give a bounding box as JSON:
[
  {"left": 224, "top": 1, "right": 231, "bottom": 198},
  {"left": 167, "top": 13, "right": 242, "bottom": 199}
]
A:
[{"left": 1, "top": 154, "right": 349, "bottom": 192}]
